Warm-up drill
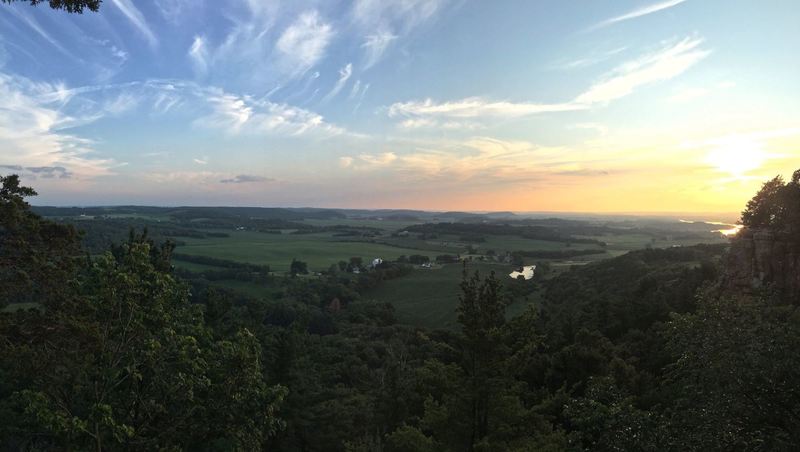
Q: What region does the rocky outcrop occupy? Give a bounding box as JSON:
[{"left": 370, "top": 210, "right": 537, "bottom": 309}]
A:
[{"left": 724, "top": 227, "right": 800, "bottom": 302}]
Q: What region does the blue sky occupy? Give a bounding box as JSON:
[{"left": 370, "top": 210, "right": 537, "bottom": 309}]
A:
[{"left": 1, "top": 0, "right": 799, "bottom": 212}]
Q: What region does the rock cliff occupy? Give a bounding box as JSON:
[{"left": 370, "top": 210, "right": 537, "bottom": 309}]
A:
[{"left": 724, "top": 227, "right": 800, "bottom": 302}]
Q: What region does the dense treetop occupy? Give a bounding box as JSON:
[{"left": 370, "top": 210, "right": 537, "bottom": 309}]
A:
[
  {"left": 741, "top": 168, "right": 800, "bottom": 232},
  {"left": 1, "top": 0, "right": 100, "bottom": 13}
]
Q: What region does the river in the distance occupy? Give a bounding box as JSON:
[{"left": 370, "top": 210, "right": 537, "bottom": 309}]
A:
[{"left": 679, "top": 219, "right": 743, "bottom": 237}]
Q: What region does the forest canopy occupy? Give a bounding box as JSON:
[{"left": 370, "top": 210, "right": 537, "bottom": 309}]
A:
[
  {"left": 741, "top": 169, "right": 800, "bottom": 231},
  {"left": 2, "top": 171, "right": 800, "bottom": 450}
]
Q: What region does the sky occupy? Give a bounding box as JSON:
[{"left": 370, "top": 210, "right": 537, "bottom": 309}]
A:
[{"left": 0, "top": 0, "right": 798, "bottom": 213}]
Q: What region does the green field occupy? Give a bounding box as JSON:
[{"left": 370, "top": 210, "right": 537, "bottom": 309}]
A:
[
  {"left": 174, "top": 227, "right": 614, "bottom": 275},
  {"left": 578, "top": 233, "right": 727, "bottom": 256},
  {"left": 38, "top": 206, "right": 730, "bottom": 330},
  {"left": 175, "top": 230, "right": 443, "bottom": 272}
]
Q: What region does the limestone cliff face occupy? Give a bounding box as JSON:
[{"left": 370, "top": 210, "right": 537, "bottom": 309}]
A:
[{"left": 724, "top": 228, "right": 800, "bottom": 302}]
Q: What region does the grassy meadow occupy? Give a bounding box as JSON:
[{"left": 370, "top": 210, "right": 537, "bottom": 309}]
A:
[
  {"left": 32, "top": 206, "right": 730, "bottom": 329},
  {"left": 174, "top": 230, "right": 443, "bottom": 272}
]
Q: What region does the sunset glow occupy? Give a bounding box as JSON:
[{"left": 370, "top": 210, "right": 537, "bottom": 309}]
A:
[
  {"left": 0, "top": 1, "right": 798, "bottom": 213},
  {"left": 706, "top": 139, "right": 766, "bottom": 178}
]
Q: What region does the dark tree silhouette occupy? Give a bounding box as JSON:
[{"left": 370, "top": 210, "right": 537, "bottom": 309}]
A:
[
  {"left": 290, "top": 258, "right": 308, "bottom": 277},
  {"left": 1, "top": 0, "right": 100, "bottom": 13},
  {"left": 741, "top": 169, "right": 800, "bottom": 232},
  {"left": 0, "top": 174, "right": 82, "bottom": 309}
]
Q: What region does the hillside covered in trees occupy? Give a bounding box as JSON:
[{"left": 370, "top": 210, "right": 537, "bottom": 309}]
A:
[{"left": 2, "top": 171, "right": 799, "bottom": 451}]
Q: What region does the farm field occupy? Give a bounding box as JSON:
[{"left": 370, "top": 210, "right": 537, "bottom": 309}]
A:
[
  {"left": 175, "top": 230, "right": 440, "bottom": 272},
  {"left": 31, "top": 205, "right": 732, "bottom": 330}
]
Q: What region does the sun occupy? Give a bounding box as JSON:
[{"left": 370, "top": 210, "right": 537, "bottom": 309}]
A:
[{"left": 705, "top": 137, "right": 766, "bottom": 177}]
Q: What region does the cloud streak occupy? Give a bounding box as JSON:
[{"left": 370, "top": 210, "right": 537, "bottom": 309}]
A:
[
  {"left": 276, "top": 10, "right": 334, "bottom": 77},
  {"left": 362, "top": 29, "right": 398, "bottom": 69},
  {"left": 389, "top": 98, "right": 585, "bottom": 119},
  {"left": 195, "top": 87, "right": 346, "bottom": 136},
  {"left": 4, "top": 7, "right": 77, "bottom": 59},
  {"left": 321, "top": 63, "right": 352, "bottom": 103},
  {"left": 351, "top": 0, "right": 449, "bottom": 68},
  {"left": 188, "top": 36, "right": 209, "bottom": 76},
  {"left": 575, "top": 37, "right": 709, "bottom": 104},
  {"left": 0, "top": 72, "right": 116, "bottom": 180},
  {"left": 110, "top": 0, "right": 158, "bottom": 47},
  {"left": 388, "top": 37, "right": 709, "bottom": 125},
  {"left": 589, "top": 0, "right": 689, "bottom": 31},
  {"left": 220, "top": 174, "right": 274, "bottom": 184},
  {"left": 338, "top": 137, "right": 606, "bottom": 185}
]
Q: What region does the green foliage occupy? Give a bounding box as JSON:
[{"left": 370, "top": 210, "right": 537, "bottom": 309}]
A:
[
  {"left": 0, "top": 241, "right": 285, "bottom": 449},
  {"left": 290, "top": 258, "right": 309, "bottom": 276},
  {"left": 0, "top": 186, "right": 285, "bottom": 449},
  {"left": 563, "top": 377, "right": 667, "bottom": 451},
  {"left": 385, "top": 424, "right": 438, "bottom": 452},
  {"left": 4, "top": 175, "right": 800, "bottom": 451},
  {"left": 664, "top": 292, "right": 800, "bottom": 450},
  {"left": 1, "top": 0, "right": 100, "bottom": 13},
  {"left": 741, "top": 169, "right": 800, "bottom": 231},
  {"left": 0, "top": 174, "right": 82, "bottom": 309}
]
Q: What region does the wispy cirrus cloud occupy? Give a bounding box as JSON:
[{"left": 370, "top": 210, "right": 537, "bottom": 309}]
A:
[
  {"left": 188, "top": 36, "right": 209, "bottom": 77},
  {"left": 349, "top": 79, "right": 370, "bottom": 102},
  {"left": 45, "top": 78, "right": 348, "bottom": 138},
  {"left": 321, "top": 63, "right": 352, "bottom": 103},
  {"left": 155, "top": 0, "right": 193, "bottom": 24},
  {"left": 220, "top": 174, "right": 274, "bottom": 184},
  {"left": 275, "top": 10, "right": 335, "bottom": 77},
  {"left": 183, "top": 1, "right": 277, "bottom": 87},
  {"left": 0, "top": 72, "right": 117, "bottom": 180},
  {"left": 0, "top": 72, "right": 350, "bottom": 187},
  {"left": 352, "top": 0, "right": 448, "bottom": 34},
  {"left": 351, "top": 0, "right": 450, "bottom": 69},
  {"left": 389, "top": 97, "right": 585, "bottom": 119},
  {"left": 575, "top": 37, "right": 709, "bottom": 104},
  {"left": 551, "top": 46, "right": 627, "bottom": 71},
  {"left": 4, "top": 6, "right": 76, "bottom": 59},
  {"left": 195, "top": 88, "right": 345, "bottom": 136},
  {"left": 338, "top": 137, "right": 607, "bottom": 185},
  {"left": 362, "top": 29, "right": 398, "bottom": 69},
  {"left": 389, "top": 36, "right": 709, "bottom": 126},
  {"left": 109, "top": 0, "right": 158, "bottom": 47},
  {"left": 588, "top": 0, "right": 689, "bottom": 31}
]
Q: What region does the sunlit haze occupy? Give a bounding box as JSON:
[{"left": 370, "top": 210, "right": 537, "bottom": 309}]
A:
[{"left": 1, "top": 0, "right": 798, "bottom": 212}]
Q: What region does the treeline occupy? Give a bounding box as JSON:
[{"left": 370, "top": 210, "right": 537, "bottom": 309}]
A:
[
  {"left": 352, "top": 261, "right": 414, "bottom": 291},
  {"left": 172, "top": 252, "right": 271, "bottom": 273},
  {"left": 741, "top": 169, "right": 800, "bottom": 231},
  {"left": 57, "top": 218, "right": 230, "bottom": 253},
  {"left": 512, "top": 248, "right": 607, "bottom": 259},
  {"left": 404, "top": 222, "right": 605, "bottom": 246},
  {"left": 291, "top": 224, "right": 383, "bottom": 236},
  {"left": 0, "top": 176, "right": 285, "bottom": 449}
]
